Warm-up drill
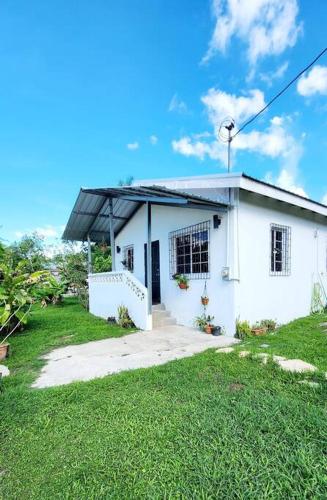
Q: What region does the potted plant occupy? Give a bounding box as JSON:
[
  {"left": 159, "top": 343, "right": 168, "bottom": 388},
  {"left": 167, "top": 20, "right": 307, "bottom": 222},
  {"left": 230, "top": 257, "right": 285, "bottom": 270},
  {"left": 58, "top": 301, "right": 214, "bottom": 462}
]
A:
[
  {"left": 194, "top": 314, "right": 207, "bottom": 331},
  {"left": 0, "top": 342, "right": 9, "bottom": 360},
  {"left": 172, "top": 274, "right": 189, "bottom": 290},
  {"left": 201, "top": 281, "right": 209, "bottom": 305},
  {"left": 211, "top": 325, "right": 221, "bottom": 336},
  {"left": 204, "top": 315, "right": 215, "bottom": 334},
  {"left": 251, "top": 322, "right": 268, "bottom": 336}
]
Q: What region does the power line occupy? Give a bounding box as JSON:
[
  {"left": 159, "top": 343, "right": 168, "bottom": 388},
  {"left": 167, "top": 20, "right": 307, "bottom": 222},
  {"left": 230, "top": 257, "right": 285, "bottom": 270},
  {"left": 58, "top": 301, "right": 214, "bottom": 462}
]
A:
[{"left": 233, "top": 47, "right": 327, "bottom": 139}]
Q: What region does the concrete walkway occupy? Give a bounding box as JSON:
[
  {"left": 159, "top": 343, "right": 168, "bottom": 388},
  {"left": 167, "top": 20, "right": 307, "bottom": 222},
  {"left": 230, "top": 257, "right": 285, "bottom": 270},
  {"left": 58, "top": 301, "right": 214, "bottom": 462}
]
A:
[{"left": 32, "top": 326, "right": 238, "bottom": 389}]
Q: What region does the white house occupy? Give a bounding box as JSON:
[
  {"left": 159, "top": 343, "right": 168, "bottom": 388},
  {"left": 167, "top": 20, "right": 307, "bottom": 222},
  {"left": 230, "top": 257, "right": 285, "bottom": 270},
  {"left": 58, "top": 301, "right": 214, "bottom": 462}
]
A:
[{"left": 63, "top": 172, "right": 327, "bottom": 336}]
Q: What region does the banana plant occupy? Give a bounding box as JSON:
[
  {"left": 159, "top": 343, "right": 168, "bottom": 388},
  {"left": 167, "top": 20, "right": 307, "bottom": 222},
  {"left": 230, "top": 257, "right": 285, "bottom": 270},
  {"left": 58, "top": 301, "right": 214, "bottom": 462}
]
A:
[{"left": 0, "top": 255, "right": 51, "bottom": 336}]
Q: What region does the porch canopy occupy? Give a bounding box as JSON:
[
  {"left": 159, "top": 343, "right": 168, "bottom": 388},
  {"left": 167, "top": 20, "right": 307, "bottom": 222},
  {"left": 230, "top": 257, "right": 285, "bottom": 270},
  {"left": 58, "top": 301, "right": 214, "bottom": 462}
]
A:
[
  {"left": 62, "top": 185, "right": 229, "bottom": 244},
  {"left": 63, "top": 184, "right": 228, "bottom": 308}
]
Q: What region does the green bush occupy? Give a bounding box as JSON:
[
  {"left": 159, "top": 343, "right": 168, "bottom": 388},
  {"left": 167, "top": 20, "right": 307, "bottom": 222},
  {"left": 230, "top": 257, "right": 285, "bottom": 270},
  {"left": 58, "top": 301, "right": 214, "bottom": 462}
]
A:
[
  {"left": 235, "top": 319, "right": 252, "bottom": 339},
  {"left": 259, "top": 319, "right": 277, "bottom": 332},
  {"left": 32, "top": 275, "right": 66, "bottom": 306},
  {"left": 117, "top": 305, "right": 134, "bottom": 328}
]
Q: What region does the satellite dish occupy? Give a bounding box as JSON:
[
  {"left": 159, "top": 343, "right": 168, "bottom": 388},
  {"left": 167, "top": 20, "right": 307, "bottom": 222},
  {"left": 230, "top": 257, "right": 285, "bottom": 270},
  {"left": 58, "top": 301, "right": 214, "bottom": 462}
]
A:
[{"left": 218, "top": 117, "right": 235, "bottom": 143}]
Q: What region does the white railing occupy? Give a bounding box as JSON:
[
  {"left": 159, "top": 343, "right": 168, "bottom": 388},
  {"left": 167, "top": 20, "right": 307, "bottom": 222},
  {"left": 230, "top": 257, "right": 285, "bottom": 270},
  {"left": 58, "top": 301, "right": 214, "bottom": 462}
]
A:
[{"left": 88, "top": 271, "right": 152, "bottom": 330}]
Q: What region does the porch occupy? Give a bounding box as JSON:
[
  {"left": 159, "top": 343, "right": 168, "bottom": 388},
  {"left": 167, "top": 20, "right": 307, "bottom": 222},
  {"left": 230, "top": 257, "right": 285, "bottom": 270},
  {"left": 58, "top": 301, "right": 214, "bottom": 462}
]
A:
[{"left": 63, "top": 185, "right": 229, "bottom": 330}]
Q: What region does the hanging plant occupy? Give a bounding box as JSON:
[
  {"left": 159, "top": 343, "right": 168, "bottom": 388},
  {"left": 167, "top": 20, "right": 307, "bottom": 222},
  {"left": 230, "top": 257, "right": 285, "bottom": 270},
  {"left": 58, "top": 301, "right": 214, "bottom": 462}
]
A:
[
  {"left": 201, "top": 281, "right": 209, "bottom": 305},
  {"left": 172, "top": 274, "right": 189, "bottom": 290}
]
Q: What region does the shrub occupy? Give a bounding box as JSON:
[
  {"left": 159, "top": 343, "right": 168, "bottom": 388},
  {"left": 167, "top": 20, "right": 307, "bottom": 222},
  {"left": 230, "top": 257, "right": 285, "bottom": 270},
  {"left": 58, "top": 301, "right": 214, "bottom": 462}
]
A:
[
  {"left": 117, "top": 305, "right": 134, "bottom": 329},
  {"left": 259, "top": 319, "right": 277, "bottom": 332},
  {"left": 235, "top": 319, "right": 252, "bottom": 339},
  {"left": 32, "top": 275, "right": 66, "bottom": 307}
]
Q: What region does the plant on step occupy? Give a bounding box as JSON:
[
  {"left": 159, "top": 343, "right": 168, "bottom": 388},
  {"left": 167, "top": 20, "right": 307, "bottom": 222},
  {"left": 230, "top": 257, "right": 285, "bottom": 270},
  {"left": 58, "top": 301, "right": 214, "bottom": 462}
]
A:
[
  {"left": 235, "top": 318, "right": 252, "bottom": 339},
  {"left": 117, "top": 305, "right": 135, "bottom": 329},
  {"left": 172, "top": 273, "right": 189, "bottom": 290}
]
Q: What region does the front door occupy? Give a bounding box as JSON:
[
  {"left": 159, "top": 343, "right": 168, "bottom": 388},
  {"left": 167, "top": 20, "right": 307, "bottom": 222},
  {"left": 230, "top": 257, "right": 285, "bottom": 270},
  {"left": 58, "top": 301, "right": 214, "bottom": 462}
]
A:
[{"left": 144, "top": 240, "right": 161, "bottom": 304}]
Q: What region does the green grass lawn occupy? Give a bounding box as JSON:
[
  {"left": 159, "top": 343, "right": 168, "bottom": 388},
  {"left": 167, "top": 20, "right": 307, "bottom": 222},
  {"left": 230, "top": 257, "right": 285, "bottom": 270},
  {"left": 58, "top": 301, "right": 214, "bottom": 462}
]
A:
[{"left": 1, "top": 299, "right": 327, "bottom": 499}]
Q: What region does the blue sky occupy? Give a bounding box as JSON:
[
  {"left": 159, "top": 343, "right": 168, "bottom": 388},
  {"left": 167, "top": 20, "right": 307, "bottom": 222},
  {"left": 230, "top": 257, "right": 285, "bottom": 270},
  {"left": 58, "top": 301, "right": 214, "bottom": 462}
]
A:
[{"left": 1, "top": 0, "right": 326, "bottom": 248}]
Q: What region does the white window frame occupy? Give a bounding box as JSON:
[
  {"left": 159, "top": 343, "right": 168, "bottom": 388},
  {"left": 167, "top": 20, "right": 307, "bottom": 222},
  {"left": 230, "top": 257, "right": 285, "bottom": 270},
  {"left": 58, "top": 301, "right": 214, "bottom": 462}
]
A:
[
  {"left": 123, "top": 245, "right": 134, "bottom": 273},
  {"left": 169, "top": 221, "right": 210, "bottom": 279},
  {"left": 270, "top": 224, "right": 291, "bottom": 276}
]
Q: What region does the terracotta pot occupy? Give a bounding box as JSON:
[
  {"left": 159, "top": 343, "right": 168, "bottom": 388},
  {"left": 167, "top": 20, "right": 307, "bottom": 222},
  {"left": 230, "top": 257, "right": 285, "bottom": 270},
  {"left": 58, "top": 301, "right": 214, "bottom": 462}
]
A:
[
  {"left": 0, "top": 343, "right": 9, "bottom": 360},
  {"left": 205, "top": 325, "right": 213, "bottom": 334},
  {"left": 251, "top": 327, "right": 267, "bottom": 336},
  {"left": 178, "top": 283, "right": 188, "bottom": 290},
  {"left": 201, "top": 297, "right": 209, "bottom": 306}
]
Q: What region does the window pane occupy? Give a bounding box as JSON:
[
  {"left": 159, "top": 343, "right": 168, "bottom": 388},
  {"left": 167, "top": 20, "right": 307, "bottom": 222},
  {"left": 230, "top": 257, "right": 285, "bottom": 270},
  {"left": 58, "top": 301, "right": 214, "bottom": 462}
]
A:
[{"left": 169, "top": 221, "right": 210, "bottom": 279}]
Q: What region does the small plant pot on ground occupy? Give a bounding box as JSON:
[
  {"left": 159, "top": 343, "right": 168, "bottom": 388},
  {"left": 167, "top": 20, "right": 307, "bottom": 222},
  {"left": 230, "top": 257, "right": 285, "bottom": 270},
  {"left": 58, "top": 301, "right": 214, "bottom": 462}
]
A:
[
  {"left": 0, "top": 343, "right": 10, "bottom": 360},
  {"left": 251, "top": 327, "right": 268, "bottom": 336},
  {"left": 205, "top": 325, "right": 213, "bottom": 334},
  {"left": 201, "top": 297, "right": 209, "bottom": 306},
  {"left": 212, "top": 326, "right": 221, "bottom": 336}
]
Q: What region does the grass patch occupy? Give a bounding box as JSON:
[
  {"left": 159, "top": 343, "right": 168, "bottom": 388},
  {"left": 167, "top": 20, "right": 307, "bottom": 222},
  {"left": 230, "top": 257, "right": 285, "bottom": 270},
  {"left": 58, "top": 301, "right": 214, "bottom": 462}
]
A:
[{"left": 1, "top": 300, "right": 327, "bottom": 498}]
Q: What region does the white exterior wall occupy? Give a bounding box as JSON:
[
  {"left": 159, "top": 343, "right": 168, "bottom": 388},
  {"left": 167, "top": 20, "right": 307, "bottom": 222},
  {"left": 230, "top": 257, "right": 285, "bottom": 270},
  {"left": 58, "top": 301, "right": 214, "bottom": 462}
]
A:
[
  {"left": 88, "top": 271, "right": 151, "bottom": 330},
  {"left": 237, "top": 191, "right": 327, "bottom": 325},
  {"left": 115, "top": 204, "right": 237, "bottom": 336}
]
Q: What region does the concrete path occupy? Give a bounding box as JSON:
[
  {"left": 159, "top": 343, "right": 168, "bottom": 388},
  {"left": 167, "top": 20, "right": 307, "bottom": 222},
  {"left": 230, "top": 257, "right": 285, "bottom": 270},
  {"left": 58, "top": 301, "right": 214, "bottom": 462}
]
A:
[{"left": 33, "top": 326, "right": 238, "bottom": 389}]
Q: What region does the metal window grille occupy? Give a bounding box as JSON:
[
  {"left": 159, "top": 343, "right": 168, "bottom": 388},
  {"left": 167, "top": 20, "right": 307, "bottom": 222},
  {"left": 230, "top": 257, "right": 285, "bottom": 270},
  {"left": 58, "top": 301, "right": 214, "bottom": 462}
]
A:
[
  {"left": 169, "top": 221, "right": 210, "bottom": 279},
  {"left": 270, "top": 224, "right": 291, "bottom": 276},
  {"left": 123, "top": 245, "right": 134, "bottom": 272}
]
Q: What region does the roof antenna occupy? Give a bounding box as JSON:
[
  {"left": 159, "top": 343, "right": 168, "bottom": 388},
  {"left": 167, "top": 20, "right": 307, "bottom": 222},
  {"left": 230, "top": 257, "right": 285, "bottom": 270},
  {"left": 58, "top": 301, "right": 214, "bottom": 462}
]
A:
[{"left": 218, "top": 117, "right": 235, "bottom": 173}]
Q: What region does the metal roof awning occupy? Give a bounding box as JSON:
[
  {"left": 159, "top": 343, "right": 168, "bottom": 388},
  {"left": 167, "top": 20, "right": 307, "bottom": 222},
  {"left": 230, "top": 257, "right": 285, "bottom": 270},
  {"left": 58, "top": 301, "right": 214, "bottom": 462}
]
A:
[{"left": 62, "top": 185, "right": 229, "bottom": 243}]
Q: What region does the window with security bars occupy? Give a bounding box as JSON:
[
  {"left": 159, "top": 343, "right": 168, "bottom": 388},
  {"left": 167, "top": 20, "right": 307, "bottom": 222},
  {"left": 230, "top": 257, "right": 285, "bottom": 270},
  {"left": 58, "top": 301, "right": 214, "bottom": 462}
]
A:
[
  {"left": 123, "top": 245, "right": 134, "bottom": 272},
  {"left": 270, "top": 224, "right": 291, "bottom": 276},
  {"left": 169, "top": 221, "right": 210, "bottom": 279}
]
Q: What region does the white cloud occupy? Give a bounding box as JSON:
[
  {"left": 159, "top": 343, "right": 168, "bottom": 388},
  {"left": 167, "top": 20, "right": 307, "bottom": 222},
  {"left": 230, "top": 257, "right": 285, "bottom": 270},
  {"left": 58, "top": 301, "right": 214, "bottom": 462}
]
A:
[
  {"left": 260, "top": 61, "right": 289, "bottom": 85},
  {"left": 35, "top": 225, "right": 58, "bottom": 238},
  {"left": 201, "top": 88, "right": 265, "bottom": 131},
  {"left": 203, "top": 0, "right": 302, "bottom": 66},
  {"left": 172, "top": 85, "right": 307, "bottom": 196},
  {"left": 265, "top": 169, "right": 307, "bottom": 197},
  {"left": 322, "top": 193, "right": 327, "bottom": 206},
  {"left": 168, "top": 94, "right": 188, "bottom": 113},
  {"left": 172, "top": 114, "right": 302, "bottom": 169},
  {"left": 149, "top": 135, "right": 158, "bottom": 145},
  {"left": 14, "top": 225, "right": 62, "bottom": 242},
  {"left": 172, "top": 136, "right": 226, "bottom": 163},
  {"left": 127, "top": 142, "right": 139, "bottom": 150},
  {"left": 297, "top": 65, "right": 327, "bottom": 96}
]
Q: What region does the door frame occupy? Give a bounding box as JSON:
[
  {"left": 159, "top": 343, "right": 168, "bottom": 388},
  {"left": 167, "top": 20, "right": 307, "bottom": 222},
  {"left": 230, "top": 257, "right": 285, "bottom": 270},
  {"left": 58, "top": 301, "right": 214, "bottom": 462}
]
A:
[{"left": 144, "top": 240, "right": 161, "bottom": 304}]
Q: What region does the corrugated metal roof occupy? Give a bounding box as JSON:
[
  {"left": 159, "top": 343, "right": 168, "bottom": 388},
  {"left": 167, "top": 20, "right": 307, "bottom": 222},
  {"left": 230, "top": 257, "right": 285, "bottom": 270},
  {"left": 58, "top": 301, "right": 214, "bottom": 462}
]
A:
[{"left": 62, "top": 185, "right": 229, "bottom": 243}]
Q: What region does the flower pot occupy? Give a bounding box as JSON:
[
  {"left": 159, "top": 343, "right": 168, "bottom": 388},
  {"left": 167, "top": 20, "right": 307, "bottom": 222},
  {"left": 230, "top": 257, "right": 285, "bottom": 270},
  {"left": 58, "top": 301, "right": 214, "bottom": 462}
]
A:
[
  {"left": 251, "top": 327, "right": 267, "bottom": 336},
  {"left": 201, "top": 296, "right": 209, "bottom": 306},
  {"left": 212, "top": 326, "right": 221, "bottom": 336},
  {"left": 205, "top": 325, "right": 213, "bottom": 334},
  {"left": 0, "top": 343, "right": 9, "bottom": 360},
  {"left": 178, "top": 283, "right": 188, "bottom": 290}
]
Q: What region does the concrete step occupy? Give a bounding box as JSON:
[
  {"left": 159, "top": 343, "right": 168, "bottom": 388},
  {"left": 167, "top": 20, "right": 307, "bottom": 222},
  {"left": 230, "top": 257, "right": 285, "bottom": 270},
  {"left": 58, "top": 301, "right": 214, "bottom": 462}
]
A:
[
  {"left": 153, "top": 316, "right": 177, "bottom": 328},
  {"left": 152, "top": 303, "right": 166, "bottom": 311},
  {"left": 152, "top": 310, "right": 171, "bottom": 319}
]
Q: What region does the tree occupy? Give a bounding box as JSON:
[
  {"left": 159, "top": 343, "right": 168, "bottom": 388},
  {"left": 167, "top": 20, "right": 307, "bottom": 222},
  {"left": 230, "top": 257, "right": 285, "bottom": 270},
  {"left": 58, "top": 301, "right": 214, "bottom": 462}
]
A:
[
  {"left": 0, "top": 248, "right": 53, "bottom": 336},
  {"left": 9, "top": 233, "right": 49, "bottom": 273},
  {"left": 92, "top": 242, "right": 111, "bottom": 273},
  {"left": 54, "top": 243, "right": 89, "bottom": 308}
]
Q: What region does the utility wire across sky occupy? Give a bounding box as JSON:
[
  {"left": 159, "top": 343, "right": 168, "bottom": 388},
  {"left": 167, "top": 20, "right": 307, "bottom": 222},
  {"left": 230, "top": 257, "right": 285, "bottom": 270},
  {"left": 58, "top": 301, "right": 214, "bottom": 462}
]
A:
[{"left": 233, "top": 46, "right": 327, "bottom": 138}]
